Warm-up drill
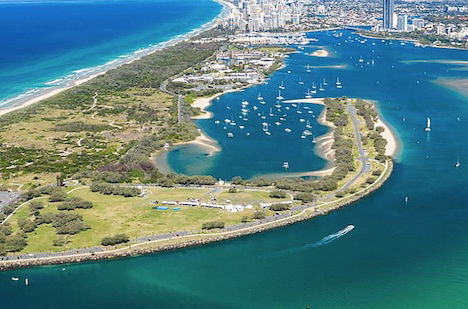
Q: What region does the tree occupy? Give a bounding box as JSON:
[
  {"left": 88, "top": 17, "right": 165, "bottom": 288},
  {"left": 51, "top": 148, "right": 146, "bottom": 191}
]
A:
[
  {"left": 294, "top": 193, "right": 315, "bottom": 203},
  {"left": 56, "top": 173, "right": 65, "bottom": 187},
  {"left": 252, "top": 211, "right": 266, "bottom": 220}
]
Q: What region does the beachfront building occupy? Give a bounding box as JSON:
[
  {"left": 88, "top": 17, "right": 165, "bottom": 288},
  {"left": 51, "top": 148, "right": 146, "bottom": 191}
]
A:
[
  {"left": 224, "top": 0, "right": 306, "bottom": 32},
  {"left": 397, "top": 14, "right": 408, "bottom": 32}
]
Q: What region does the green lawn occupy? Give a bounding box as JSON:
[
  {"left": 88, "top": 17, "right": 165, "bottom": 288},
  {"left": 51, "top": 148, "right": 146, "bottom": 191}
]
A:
[{"left": 9, "top": 186, "right": 292, "bottom": 254}]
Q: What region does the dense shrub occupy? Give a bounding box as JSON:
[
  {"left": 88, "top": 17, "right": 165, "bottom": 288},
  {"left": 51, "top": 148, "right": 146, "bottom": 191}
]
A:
[
  {"left": 202, "top": 221, "right": 225, "bottom": 230},
  {"left": 269, "top": 203, "right": 290, "bottom": 211},
  {"left": 269, "top": 190, "right": 287, "bottom": 198},
  {"left": 101, "top": 234, "right": 130, "bottom": 246},
  {"left": 29, "top": 201, "right": 44, "bottom": 213},
  {"left": 49, "top": 188, "right": 67, "bottom": 202},
  {"left": 90, "top": 182, "right": 141, "bottom": 197},
  {"left": 57, "top": 197, "right": 93, "bottom": 210},
  {"left": 294, "top": 193, "right": 315, "bottom": 203},
  {"left": 18, "top": 218, "right": 37, "bottom": 233}
]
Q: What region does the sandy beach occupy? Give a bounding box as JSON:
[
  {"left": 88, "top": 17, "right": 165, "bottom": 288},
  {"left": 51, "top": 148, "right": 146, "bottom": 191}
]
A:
[
  {"left": 310, "top": 49, "right": 329, "bottom": 57},
  {"left": 375, "top": 118, "right": 397, "bottom": 157},
  {"left": 283, "top": 98, "right": 325, "bottom": 105},
  {"left": 0, "top": 0, "right": 232, "bottom": 118}
]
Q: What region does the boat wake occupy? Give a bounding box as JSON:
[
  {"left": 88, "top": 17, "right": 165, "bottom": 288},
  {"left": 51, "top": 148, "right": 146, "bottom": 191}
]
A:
[{"left": 264, "top": 225, "right": 355, "bottom": 258}]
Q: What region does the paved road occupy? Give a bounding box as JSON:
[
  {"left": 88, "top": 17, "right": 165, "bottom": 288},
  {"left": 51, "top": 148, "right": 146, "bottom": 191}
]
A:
[
  {"left": 0, "top": 102, "right": 380, "bottom": 263},
  {"left": 336, "top": 102, "right": 371, "bottom": 193}
]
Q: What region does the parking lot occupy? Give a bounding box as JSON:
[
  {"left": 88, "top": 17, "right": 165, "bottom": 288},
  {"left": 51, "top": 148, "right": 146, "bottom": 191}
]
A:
[{"left": 0, "top": 191, "right": 20, "bottom": 213}]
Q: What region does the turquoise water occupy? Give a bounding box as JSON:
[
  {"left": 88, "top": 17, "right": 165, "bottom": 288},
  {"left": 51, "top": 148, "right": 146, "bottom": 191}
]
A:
[
  {"left": 2, "top": 30, "right": 468, "bottom": 308},
  {"left": 0, "top": 0, "right": 221, "bottom": 107}
]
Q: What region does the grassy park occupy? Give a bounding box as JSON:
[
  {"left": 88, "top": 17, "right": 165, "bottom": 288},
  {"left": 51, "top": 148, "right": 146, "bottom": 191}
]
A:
[{"left": 6, "top": 185, "right": 292, "bottom": 254}]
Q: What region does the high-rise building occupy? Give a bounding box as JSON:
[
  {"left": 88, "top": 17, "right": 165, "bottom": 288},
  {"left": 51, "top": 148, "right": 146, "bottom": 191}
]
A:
[
  {"left": 383, "top": 0, "right": 394, "bottom": 30},
  {"left": 397, "top": 14, "right": 408, "bottom": 32}
]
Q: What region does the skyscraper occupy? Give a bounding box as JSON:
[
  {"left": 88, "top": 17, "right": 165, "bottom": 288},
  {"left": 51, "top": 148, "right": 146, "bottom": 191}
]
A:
[{"left": 383, "top": 0, "right": 394, "bottom": 30}]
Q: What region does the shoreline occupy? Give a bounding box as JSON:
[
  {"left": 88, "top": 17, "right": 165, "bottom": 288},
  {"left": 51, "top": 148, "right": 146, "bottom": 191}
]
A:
[
  {"left": 0, "top": 159, "right": 394, "bottom": 271},
  {"left": 357, "top": 31, "right": 468, "bottom": 51},
  {"left": 0, "top": 0, "right": 232, "bottom": 117}
]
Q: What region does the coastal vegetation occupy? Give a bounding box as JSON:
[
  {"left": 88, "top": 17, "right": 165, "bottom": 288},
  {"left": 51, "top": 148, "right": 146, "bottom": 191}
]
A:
[{"left": 358, "top": 30, "right": 468, "bottom": 49}]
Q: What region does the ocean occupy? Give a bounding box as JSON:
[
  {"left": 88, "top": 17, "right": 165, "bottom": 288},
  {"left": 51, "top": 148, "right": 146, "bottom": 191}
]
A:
[
  {"left": 0, "top": 0, "right": 222, "bottom": 108},
  {"left": 2, "top": 8, "right": 468, "bottom": 309}
]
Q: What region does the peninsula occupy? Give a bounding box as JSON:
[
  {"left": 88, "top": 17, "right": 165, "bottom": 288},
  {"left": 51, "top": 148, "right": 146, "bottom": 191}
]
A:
[{"left": 0, "top": 7, "right": 398, "bottom": 269}]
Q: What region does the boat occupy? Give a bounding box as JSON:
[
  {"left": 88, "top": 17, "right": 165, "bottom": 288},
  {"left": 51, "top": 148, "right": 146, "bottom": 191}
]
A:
[
  {"left": 306, "top": 120, "right": 312, "bottom": 129},
  {"left": 298, "top": 76, "right": 304, "bottom": 85},
  {"left": 319, "top": 83, "right": 325, "bottom": 91},
  {"left": 276, "top": 90, "right": 284, "bottom": 100},
  {"left": 301, "top": 135, "right": 306, "bottom": 139},
  {"left": 285, "top": 128, "right": 292, "bottom": 133},
  {"left": 241, "top": 100, "right": 249, "bottom": 107},
  {"left": 358, "top": 56, "right": 364, "bottom": 63},
  {"left": 279, "top": 81, "right": 285, "bottom": 90},
  {"left": 257, "top": 92, "right": 263, "bottom": 101},
  {"left": 306, "top": 64, "right": 311, "bottom": 73},
  {"left": 425, "top": 117, "right": 431, "bottom": 132},
  {"left": 299, "top": 118, "right": 305, "bottom": 122},
  {"left": 282, "top": 162, "right": 289, "bottom": 169},
  {"left": 303, "top": 130, "right": 312, "bottom": 136},
  {"left": 224, "top": 119, "right": 231, "bottom": 123},
  {"left": 336, "top": 77, "right": 342, "bottom": 89},
  {"left": 11, "top": 277, "right": 19, "bottom": 281},
  {"left": 311, "top": 82, "right": 317, "bottom": 90},
  {"left": 214, "top": 120, "right": 220, "bottom": 124},
  {"left": 227, "top": 132, "right": 234, "bottom": 138},
  {"left": 239, "top": 125, "right": 245, "bottom": 129},
  {"left": 269, "top": 108, "right": 274, "bottom": 117},
  {"left": 323, "top": 78, "right": 328, "bottom": 86},
  {"left": 25, "top": 278, "right": 29, "bottom": 286},
  {"left": 305, "top": 90, "right": 312, "bottom": 99},
  {"left": 265, "top": 131, "right": 271, "bottom": 135},
  {"left": 259, "top": 100, "right": 266, "bottom": 105},
  {"left": 456, "top": 159, "right": 461, "bottom": 168},
  {"left": 253, "top": 106, "right": 258, "bottom": 110},
  {"left": 275, "top": 121, "right": 281, "bottom": 126}
]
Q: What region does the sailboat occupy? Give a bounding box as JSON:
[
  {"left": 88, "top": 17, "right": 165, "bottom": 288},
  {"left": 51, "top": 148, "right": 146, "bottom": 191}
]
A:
[
  {"left": 336, "top": 77, "right": 342, "bottom": 89},
  {"left": 311, "top": 82, "right": 317, "bottom": 90},
  {"left": 306, "top": 120, "right": 312, "bottom": 128},
  {"left": 276, "top": 90, "right": 284, "bottom": 100},
  {"left": 306, "top": 64, "right": 311, "bottom": 73},
  {"left": 282, "top": 162, "right": 289, "bottom": 170},
  {"left": 298, "top": 76, "right": 304, "bottom": 85},
  {"left": 257, "top": 92, "right": 263, "bottom": 101},
  {"left": 305, "top": 89, "right": 312, "bottom": 99},
  {"left": 323, "top": 78, "right": 328, "bottom": 86},
  {"left": 279, "top": 81, "right": 285, "bottom": 90},
  {"left": 425, "top": 117, "right": 431, "bottom": 132},
  {"left": 319, "top": 83, "right": 325, "bottom": 91}
]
